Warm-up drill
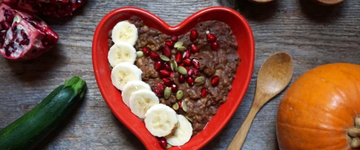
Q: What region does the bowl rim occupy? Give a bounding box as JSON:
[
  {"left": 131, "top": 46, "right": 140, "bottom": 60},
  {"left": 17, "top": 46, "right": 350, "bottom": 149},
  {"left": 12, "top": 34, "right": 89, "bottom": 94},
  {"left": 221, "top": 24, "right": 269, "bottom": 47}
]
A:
[{"left": 92, "top": 6, "right": 254, "bottom": 149}]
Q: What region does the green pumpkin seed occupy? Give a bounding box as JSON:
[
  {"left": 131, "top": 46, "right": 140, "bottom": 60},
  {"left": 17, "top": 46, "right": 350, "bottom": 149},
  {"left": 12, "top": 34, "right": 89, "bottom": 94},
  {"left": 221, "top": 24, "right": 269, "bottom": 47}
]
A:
[
  {"left": 176, "top": 90, "right": 183, "bottom": 100},
  {"left": 174, "top": 41, "right": 186, "bottom": 51},
  {"left": 178, "top": 66, "right": 187, "bottom": 75},
  {"left": 170, "top": 60, "right": 178, "bottom": 71},
  {"left": 164, "top": 87, "right": 171, "bottom": 99},
  {"left": 195, "top": 76, "right": 205, "bottom": 83},
  {"left": 181, "top": 101, "right": 188, "bottom": 112},
  {"left": 172, "top": 103, "right": 179, "bottom": 110},
  {"left": 136, "top": 51, "right": 144, "bottom": 58},
  {"left": 160, "top": 55, "right": 170, "bottom": 61},
  {"left": 166, "top": 143, "right": 172, "bottom": 149}
]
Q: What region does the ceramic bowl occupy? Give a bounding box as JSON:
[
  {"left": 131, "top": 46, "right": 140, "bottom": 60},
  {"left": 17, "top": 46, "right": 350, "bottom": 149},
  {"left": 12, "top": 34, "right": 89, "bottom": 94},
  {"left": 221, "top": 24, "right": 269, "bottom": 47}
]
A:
[{"left": 92, "top": 6, "right": 254, "bottom": 150}]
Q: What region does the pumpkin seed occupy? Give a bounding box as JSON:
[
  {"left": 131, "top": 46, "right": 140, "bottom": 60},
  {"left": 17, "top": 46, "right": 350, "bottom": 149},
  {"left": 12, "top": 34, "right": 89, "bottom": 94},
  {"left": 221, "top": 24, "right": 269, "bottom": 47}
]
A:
[
  {"left": 176, "top": 90, "right": 183, "bottom": 100},
  {"left": 166, "top": 144, "right": 172, "bottom": 149},
  {"left": 170, "top": 60, "right": 178, "bottom": 71},
  {"left": 181, "top": 101, "right": 188, "bottom": 112},
  {"left": 174, "top": 41, "right": 186, "bottom": 51},
  {"left": 160, "top": 55, "right": 170, "bottom": 61},
  {"left": 136, "top": 51, "right": 144, "bottom": 58},
  {"left": 178, "top": 66, "right": 187, "bottom": 75},
  {"left": 164, "top": 87, "right": 171, "bottom": 99},
  {"left": 195, "top": 76, "right": 205, "bottom": 83},
  {"left": 172, "top": 103, "right": 179, "bottom": 110}
]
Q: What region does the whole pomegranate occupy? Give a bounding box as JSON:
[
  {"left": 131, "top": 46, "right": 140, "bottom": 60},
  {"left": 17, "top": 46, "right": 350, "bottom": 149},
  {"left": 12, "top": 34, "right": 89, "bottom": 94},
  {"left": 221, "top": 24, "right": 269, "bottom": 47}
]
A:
[
  {"left": 0, "top": 3, "right": 59, "bottom": 59},
  {"left": 3, "top": 0, "right": 87, "bottom": 18}
]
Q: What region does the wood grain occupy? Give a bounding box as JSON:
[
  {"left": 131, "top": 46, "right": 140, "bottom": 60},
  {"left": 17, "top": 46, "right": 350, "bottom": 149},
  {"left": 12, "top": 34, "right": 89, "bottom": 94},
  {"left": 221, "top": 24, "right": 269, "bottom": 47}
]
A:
[{"left": 1, "top": 0, "right": 360, "bottom": 150}]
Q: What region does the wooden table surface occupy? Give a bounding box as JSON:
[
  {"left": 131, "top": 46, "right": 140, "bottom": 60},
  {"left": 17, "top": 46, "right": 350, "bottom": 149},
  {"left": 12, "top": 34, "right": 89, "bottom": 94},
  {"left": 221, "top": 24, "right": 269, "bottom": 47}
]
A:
[{"left": 1, "top": 0, "right": 360, "bottom": 149}]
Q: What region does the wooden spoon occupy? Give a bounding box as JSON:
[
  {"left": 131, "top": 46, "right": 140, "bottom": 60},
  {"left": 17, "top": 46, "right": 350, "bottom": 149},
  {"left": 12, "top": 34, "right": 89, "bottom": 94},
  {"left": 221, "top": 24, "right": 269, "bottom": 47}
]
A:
[{"left": 227, "top": 52, "right": 294, "bottom": 150}]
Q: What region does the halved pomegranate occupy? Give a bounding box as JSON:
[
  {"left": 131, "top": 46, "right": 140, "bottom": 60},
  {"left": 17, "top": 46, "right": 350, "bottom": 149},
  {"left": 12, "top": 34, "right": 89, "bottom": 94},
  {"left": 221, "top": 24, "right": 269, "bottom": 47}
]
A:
[{"left": 0, "top": 3, "right": 59, "bottom": 59}]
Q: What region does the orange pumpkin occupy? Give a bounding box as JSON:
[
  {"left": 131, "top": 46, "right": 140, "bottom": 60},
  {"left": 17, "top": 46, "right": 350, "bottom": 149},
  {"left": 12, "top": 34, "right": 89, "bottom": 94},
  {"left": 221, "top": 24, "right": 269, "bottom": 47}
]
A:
[{"left": 276, "top": 63, "right": 360, "bottom": 150}]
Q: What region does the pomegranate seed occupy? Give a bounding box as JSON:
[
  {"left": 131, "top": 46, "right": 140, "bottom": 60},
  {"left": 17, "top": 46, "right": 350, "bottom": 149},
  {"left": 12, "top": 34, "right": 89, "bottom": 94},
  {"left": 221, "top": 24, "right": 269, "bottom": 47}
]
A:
[
  {"left": 182, "top": 50, "right": 191, "bottom": 59},
  {"left": 190, "top": 29, "right": 198, "bottom": 41},
  {"left": 207, "top": 33, "right": 217, "bottom": 43},
  {"left": 158, "top": 137, "right": 167, "bottom": 149},
  {"left": 188, "top": 69, "right": 193, "bottom": 76},
  {"left": 175, "top": 52, "right": 182, "bottom": 63},
  {"left": 193, "top": 68, "right": 199, "bottom": 76},
  {"left": 171, "top": 36, "right": 178, "bottom": 42},
  {"left": 183, "top": 58, "right": 191, "bottom": 66},
  {"left": 185, "top": 66, "right": 190, "bottom": 71},
  {"left": 170, "top": 72, "right": 175, "bottom": 78},
  {"left": 178, "top": 101, "right": 182, "bottom": 109},
  {"left": 171, "top": 84, "right": 178, "bottom": 93},
  {"left": 165, "top": 40, "right": 174, "bottom": 48},
  {"left": 211, "top": 76, "right": 219, "bottom": 86},
  {"left": 164, "top": 63, "right": 171, "bottom": 71},
  {"left": 142, "top": 47, "right": 150, "bottom": 56},
  {"left": 159, "top": 70, "right": 170, "bottom": 78},
  {"left": 190, "top": 44, "right": 199, "bottom": 53},
  {"left": 162, "top": 46, "right": 172, "bottom": 57},
  {"left": 192, "top": 59, "right": 200, "bottom": 68},
  {"left": 187, "top": 76, "right": 195, "bottom": 86},
  {"left": 154, "top": 61, "right": 163, "bottom": 71},
  {"left": 157, "top": 83, "right": 165, "bottom": 92},
  {"left": 211, "top": 42, "right": 219, "bottom": 51},
  {"left": 179, "top": 75, "right": 185, "bottom": 83},
  {"left": 163, "top": 78, "right": 172, "bottom": 86},
  {"left": 154, "top": 87, "right": 162, "bottom": 97},
  {"left": 201, "top": 88, "right": 208, "bottom": 98},
  {"left": 150, "top": 52, "right": 160, "bottom": 61}
]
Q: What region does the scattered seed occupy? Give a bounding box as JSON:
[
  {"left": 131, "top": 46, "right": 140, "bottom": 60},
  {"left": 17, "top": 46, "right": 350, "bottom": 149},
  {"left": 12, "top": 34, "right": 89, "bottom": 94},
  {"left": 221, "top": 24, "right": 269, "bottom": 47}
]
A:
[
  {"left": 172, "top": 103, "right": 179, "bottom": 110},
  {"left": 174, "top": 41, "right": 186, "bottom": 51},
  {"left": 136, "top": 51, "right": 144, "bottom": 58},
  {"left": 181, "top": 101, "right": 188, "bottom": 112},
  {"left": 178, "top": 66, "right": 187, "bottom": 75},
  {"left": 160, "top": 55, "right": 170, "bottom": 61},
  {"left": 166, "top": 143, "right": 172, "bottom": 149},
  {"left": 170, "top": 60, "right": 178, "bottom": 71},
  {"left": 195, "top": 76, "right": 205, "bottom": 83},
  {"left": 176, "top": 90, "right": 183, "bottom": 100},
  {"left": 185, "top": 116, "right": 192, "bottom": 122},
  {"left": 164, "top": 87, "right": 171, "bottom": 99}
]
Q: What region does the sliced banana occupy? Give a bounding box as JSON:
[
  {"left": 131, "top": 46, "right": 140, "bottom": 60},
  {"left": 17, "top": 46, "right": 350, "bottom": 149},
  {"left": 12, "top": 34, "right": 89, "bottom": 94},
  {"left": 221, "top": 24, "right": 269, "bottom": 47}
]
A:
[
  {"left": 165, "top": 115, "right": 193, "bottom": 146},
  {"left": 122, "top": 81, "right": 151, "bottom": 107},
  {"left": 111, "top": 20, "right": 138, "bottom": 46},
  {"left": 108, "top": 42, "right": 137, "bottom": 67},
  {"left": 111, "top": 63, "right": 142, "bottom": 91},
  {"left": 129, "top": 89, "right": 159, "bottom": 118},
  {"left": 144, "top": 104, "right": 178, "bottom": 137}
]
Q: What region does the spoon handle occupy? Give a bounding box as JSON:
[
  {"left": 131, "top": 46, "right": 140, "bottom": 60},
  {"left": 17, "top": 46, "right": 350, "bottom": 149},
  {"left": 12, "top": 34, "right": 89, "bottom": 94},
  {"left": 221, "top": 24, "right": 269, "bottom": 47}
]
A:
[{"left": 227, "top": 106, "right": 260, "bottom": 150}]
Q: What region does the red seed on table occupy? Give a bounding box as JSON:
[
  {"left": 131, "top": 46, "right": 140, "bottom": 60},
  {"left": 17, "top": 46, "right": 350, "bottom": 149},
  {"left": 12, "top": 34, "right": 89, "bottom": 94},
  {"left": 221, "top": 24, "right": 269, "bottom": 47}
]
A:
[
  {"left": 164, "top": 62, "right": 171, "bottom": 71},
  {"left": 154, "top": 61, "right": 163, "bottom": 71},
  {"left": 142, "top": 47, "right": 150, "bottom": 56},
  {"left": 193, "top": 68, "right": 199, "bottom": 76},
  {"left": 190, "top": 29, "right": 198, "bottom": 41},
  {"left": 159, "top": 70, "right": 170, "bottom": 78},
  {"left": 207, "top": 33, "right": 217, "bottom": 43},
  {"left": 162, "top": 45, "right": 172, "bottom": 57},
  {"left": 192, "top": 59, "right": 200, "bottom": 68},
  {"left": 201, "top": 88, "right": 208, "bottom": 98},
  {"left": 150, "top": 51, "right": 160, "bottom": 61},
  {"left": 171, "top": 35, "right": 178, "bottom": 42},
  {"left": 170, "top": 72, "right": 174, "bottom": 78},
  {"left": 175, "top": 52, "right": 182, "bottom": 63},
  {"left": 211, "top": 75, "right": 219, "bottom": 86},
  {"left": 158, "top": 137, "right": 167, "bottom": 149},
  {"left": 190, "top": 44, "right": 199, "bottom": 53},
  {"left": 153, "top": 87, "right": 162, "bottom": 97},
  {"left": 182, "top": 50, "right": 191, "bottom": 59},
  {"left": 211, "top": 42, "right": 219, "bottom": 51},
  {"left": 157, "top": 83, "right": 165, "bottom": 92},
  {"left": 163, "top": 78, "right": 172, "bottom": 86},
  {"left": 171, "top": 84, "right": 178, "bottom": 93},
  {"left": 187, "top": 69, "right": 193, "bottom": 76},
  {"left": 179, "top": 75, "right": 185, "bottom": 83},
  {"left": 187, "top": 76, "right": 194, "bottom": 86},
  {"left": 183, "top": 58, "right": 191, "bottom": 66},
  {"left": 165, "top": 40, "right": 174, "bottom": 48}
]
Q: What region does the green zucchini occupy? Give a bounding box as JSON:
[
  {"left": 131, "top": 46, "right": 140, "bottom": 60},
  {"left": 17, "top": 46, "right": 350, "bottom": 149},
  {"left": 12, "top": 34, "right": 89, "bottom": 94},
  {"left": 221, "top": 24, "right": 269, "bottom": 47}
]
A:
[{"left": 0, "top": 76, "right": 87, "bottom": 150}]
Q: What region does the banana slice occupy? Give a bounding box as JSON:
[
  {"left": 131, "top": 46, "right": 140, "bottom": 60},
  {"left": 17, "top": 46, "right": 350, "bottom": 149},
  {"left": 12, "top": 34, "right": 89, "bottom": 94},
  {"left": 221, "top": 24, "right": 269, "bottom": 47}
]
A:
[
  {"left": 165, "top": 115, "right": 193, "bottom": 146},
  {"left": 108, "top": 42, "right": 137, "bottom": 67},
  {"left": 122, "top": 81, "right": 151, "bottom": 107},
  {"left": 129, "top": 89, "right": 159, "bottom": 118},
  {"left": 111, "top": 20, "right": 138, "bottom": 46},
  {"left": 144, "top": 104, "right": 178, "bottom": 137},
  {"left": 111, "top": 63, "right": 142, "bottom": 91}
]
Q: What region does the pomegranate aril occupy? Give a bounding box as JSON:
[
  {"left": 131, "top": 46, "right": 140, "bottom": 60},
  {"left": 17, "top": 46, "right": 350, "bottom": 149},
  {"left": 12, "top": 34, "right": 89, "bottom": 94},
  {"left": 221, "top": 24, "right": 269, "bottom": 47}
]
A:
[
  {"left": 190, "top": 29, "right": 198, "bottom": 41},
  {"left": 183, "top": 58, "right": 191, "bottom": 66},
  {"left": 157, "top": 83, "right": 165, "bottom": 92},
  {"left": 193, "top": 68, "right": 199, "bottom": 76},
  {"left": 159, "top": 70, "right": 170, "bottom": 78},
  {"left": 142, "top": 47, "right": 150, "bottom": 56},
  {"left": 150, "top": 51, "right": 160, "bottom": 61},
  {"left": 190, "top": 44, "right": 198, "bottom": 53},
  {"left": 201, "top": 88, "right": 208, "bottom": 98},
  {"left": 211, "top": 75, "right": 219, "bottom": 86},
  {"left": 170, "top": 72, "right": 175, "bottom": 78},
  {"left": 192, "top": 59, "right": 200, "bottom": 68},
  {"left": 154, "top": 87, "right": 162, "bottom": 97},
  {"left": 182, "top": 50, "right": 190, "bottom": 59},
  {"left": 158, "top": 137, "right": 167, "bottom": 149},
  {"left": 164, "top": 63, "right": 171, "bottom": 71},
  {"left": 171, "top": 84, "right": 178, "bottom": 93},
  {"left": 171, "top": 35, "right": 178, "bottom": 42},
  {"left": 165, "top": 40, "right": 174, "bottom": 48},
  {"left": 162, "top": 45, "right": 172, "bottom": 57},
  {"left": 154, "top": 61, "right": 163, "bottom": 71},
  {"left": 163, "top": 78, "right": 172, "bottom": 86},
  {"left": 175, "top": 52, "right": 182, "bottom": 63},
  {"left": 188, "top": 69, "right": 193, "bottom": 76},
  {"left": 207, "top": 33, "right": 217, "bottom": 43},
  {"left": 187, "top": 76, "right": 195, "bottom": 86},
  {"left": 179, "top": 75, "right": 185, "bottom": 83},
  {"left": 211, "top": 42, "right": 219, "bottom": 51}
]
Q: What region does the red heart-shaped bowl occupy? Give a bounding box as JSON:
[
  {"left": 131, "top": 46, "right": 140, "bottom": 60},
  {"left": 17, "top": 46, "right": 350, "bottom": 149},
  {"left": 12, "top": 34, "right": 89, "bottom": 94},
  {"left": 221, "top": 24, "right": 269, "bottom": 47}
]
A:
[{"left": 92, "top": 6, "right": 254, "bottom": 150}]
